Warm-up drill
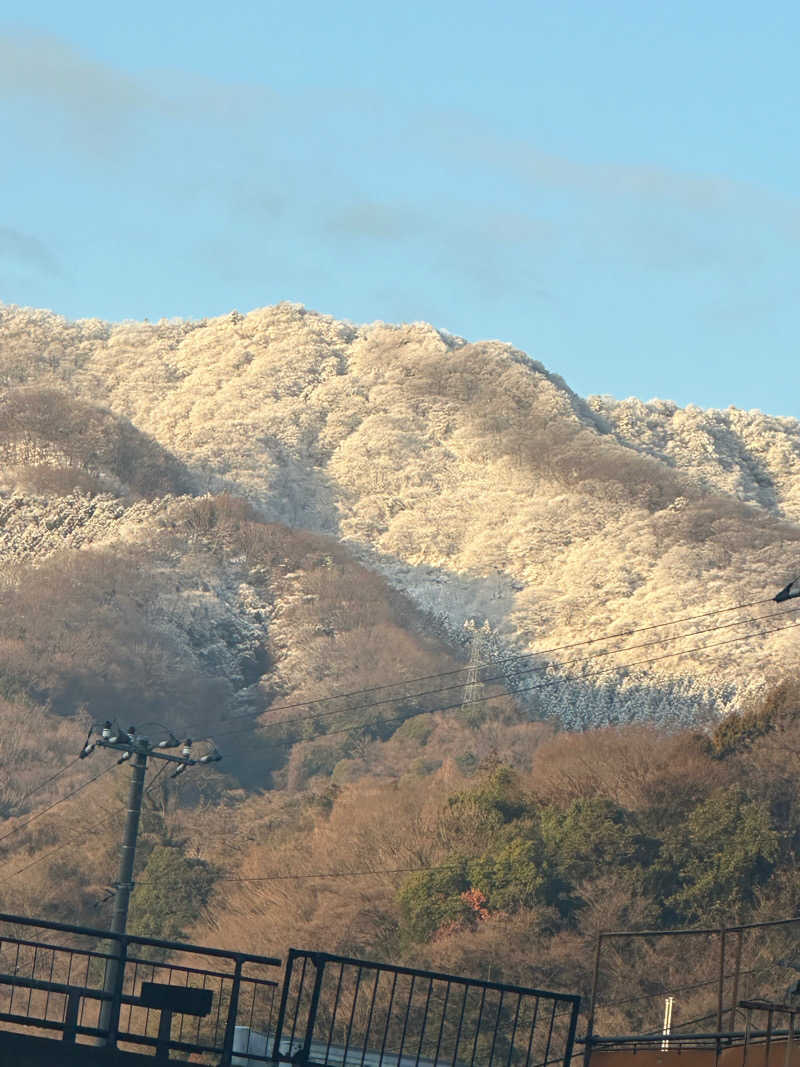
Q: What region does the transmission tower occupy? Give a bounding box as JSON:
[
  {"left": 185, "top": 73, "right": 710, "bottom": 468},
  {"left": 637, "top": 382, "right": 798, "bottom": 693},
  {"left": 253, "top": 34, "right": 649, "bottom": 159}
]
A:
[{"left": 461, "top": 619, "right": 491, "bottom": 712}]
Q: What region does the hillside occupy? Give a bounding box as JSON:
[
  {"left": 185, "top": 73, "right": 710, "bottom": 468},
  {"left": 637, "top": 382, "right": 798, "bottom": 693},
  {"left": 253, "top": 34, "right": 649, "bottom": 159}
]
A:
[
  {"left": 1, "top": 301, "right": 800, "bottom": 727},
  {"left": 2, "top": 301, "right": 800, "bottom": 1025}
]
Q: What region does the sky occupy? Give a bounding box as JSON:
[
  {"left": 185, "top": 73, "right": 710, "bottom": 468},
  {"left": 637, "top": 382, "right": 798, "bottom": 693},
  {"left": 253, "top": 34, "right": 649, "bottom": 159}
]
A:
[{"left": 1, "top": 1, "right": 799, "bottom": 416}]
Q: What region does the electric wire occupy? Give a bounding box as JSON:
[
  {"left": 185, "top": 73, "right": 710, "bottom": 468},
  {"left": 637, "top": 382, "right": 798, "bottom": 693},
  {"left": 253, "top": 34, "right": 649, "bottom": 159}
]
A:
[
  {"left": 135, "top": 609, "right": 798, "bottom": 893},
  {"left": 143, "top": 760, "right": 170, "bottom": 796},
  {"left": 603, "top": 951, "right": 800, "bottom": 1019},
  {"left": 212, "top": 609, "right": 800, "bottom": 743},
  {"left": 597, "top": 966, "right": 763, "bottom": 1011},
  {"left": 0, "top": 758, "right": 119, "bottom": 847},
  {"left": 0, "top": 746, "right": 196, "bottom": 879},
  {"left": 220, "top": 612, "right": 800, "bottom": 745},
  {"left": 136, "top": 862, "right": 468, "bottom": 885},
  {"left": 0, "top": 806, "right": 121, "bottom": 886},
  {"left": 6, "top": 618, "right": 798, "bottom": 900},
  {"left": 205, "top": 601, "right": 797, "bottom": 739},
  {"left": 0, "top": 761, "right": 164, "bottom": 886},
  {"left": 9, "top": 601, "right": 785, "bottom": 872},
  {"left": 9, "top": 753, "right": 83, "bottom": 810},
  {"left": 179, "top": 593, "right": 778, "bottom": 734},
  {"left": 2, "top": 597, "right": 795, "bottom": 887}
]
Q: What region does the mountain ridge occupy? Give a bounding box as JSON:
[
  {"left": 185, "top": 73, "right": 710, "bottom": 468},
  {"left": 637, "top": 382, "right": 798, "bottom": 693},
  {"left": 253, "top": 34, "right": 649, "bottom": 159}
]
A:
[{"left": 2, "top": 300, "right": 799, "bottom": 725}]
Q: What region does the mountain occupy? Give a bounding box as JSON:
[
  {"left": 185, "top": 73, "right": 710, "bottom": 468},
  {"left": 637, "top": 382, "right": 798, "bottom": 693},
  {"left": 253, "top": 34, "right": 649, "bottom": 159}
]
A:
[
  {"left": 2, "top": 301, "right": 799, "bottom": 733},
  {"left": 2, "top": 301, "right": 800, "bottom": 1008}
]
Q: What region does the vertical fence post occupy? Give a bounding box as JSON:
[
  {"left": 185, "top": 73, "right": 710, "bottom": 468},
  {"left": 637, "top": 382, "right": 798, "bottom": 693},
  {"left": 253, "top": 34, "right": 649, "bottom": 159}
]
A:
[
  {"left": 62, "top": 990, "right": 80, "bottom": 1044},
  {"left": 301, "top": 955, "right": 327, "bottom": 1066},
  {"left": 273, "top": 949, "right": 298, "bottom": 1063},
  {"left": 564, "top": 997, "right": 580, "bottom": 1067},
  {"left": 583, "top": 935, "right": 603, "bottom": 1067},
  {"left": 105, "top": 935, "right": 128, "bottom": 1048},
  {"left": 743, "top": 1004, "right": 753, "bottom": 1067},
  {"left": 716, "top": 927, "right": 727, "bottom": 1067},
  {"left": 764, "top": 1008, "right": 775, "bottom": 1067},
  {"left": 783, "top": 1011, "right": 795, "bottom": 1067},
  {"left": 730, "top": 929, "right": 744, "bottom": 1032},
  {"left": 220, "top": 956, "right": 244, "bottom": 1067},
  {"left": 156, "top": 1008, "right": 174, "bottom": 1060}
]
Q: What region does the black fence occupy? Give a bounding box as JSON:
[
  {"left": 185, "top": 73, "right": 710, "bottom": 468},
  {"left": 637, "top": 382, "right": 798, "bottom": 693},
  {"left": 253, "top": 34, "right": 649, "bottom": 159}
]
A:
[
  {"left": 584, "top": 915, "right": 800, "bottom": 1057},
  {"left": 0, "top": 911, "right": 281, "bottom": 1063},
  {"left": 268, "top": 949, "right": 581, "bottom": 1067},
  {"left": 0, "top": 915, "right": 581, "bottom": 1065}
]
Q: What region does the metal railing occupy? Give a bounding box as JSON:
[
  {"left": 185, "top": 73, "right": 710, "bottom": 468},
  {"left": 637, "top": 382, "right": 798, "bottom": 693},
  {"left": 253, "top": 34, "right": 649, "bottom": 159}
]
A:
[
  {"left": 739, "top": 1000, "right": 799, "bottom": 1067},
  {"left": 0, "top": 913, "right": 583, "bottom": 1065},
  {"left": 583, "top": 915, "right": 800, "bottom": 1064},
  {"left": 0, "top": 911, "right": 281, "bottom": 1063},
  {"left": 270, "top": 949, "right": 581, "bottom": 1067}
]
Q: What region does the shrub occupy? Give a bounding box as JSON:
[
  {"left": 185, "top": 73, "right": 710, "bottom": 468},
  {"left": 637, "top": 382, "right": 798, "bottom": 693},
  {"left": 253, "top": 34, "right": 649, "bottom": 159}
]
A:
[{"left": 128, "top": 845, "right": 215, "bottom": 942}]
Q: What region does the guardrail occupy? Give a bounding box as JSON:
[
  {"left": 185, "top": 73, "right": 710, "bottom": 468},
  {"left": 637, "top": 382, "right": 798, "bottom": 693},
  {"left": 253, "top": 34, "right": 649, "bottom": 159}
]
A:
[
  {"left": 0, "top": 911, "right": 281, "bottom": 1063},
  {"left": 584, "top": 914, "right": 800, "bottom": 1061},
  {"left": 739, "top": 1000, "right": 799, "bottom": 1067},
  {"left": 0, "top": 914, "right": 582, "bottom": 1066},
  {"left": 270, "top": 948, "right": 581, "bottom": 1067}
]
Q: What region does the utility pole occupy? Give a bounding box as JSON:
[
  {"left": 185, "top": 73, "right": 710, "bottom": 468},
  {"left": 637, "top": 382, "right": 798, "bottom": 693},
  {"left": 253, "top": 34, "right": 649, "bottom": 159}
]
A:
[
  {"left": 109, "top": 746, "right": 147, "bottom": 947},
  {"left": 80, "top": 721, "right": 221, "bottom": 1042}
]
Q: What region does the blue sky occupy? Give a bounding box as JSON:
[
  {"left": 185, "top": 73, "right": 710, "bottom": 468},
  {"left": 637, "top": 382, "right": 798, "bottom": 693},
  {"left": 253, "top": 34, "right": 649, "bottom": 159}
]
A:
[{"left": 1, "top": 1, "right": 799, "bottom": 415}]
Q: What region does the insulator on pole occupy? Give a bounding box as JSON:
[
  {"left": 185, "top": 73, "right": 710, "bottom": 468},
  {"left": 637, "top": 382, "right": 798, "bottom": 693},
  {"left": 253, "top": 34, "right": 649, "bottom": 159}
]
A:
[{"left": 775, "top": 578, "right": 800, "bottom": 603}]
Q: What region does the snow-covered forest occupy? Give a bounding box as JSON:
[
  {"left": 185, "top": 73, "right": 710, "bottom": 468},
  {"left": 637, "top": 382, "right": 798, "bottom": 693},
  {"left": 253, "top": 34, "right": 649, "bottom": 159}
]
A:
[{"left": 2, "top": 301, "right": 799, "bottom": 727}]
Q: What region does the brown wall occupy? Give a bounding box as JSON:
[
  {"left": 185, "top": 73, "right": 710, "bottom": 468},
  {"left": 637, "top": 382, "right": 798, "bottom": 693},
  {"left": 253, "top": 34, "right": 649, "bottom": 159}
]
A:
[{"left": 590, "top": 1043, "right": 800, "bottom": 1067}]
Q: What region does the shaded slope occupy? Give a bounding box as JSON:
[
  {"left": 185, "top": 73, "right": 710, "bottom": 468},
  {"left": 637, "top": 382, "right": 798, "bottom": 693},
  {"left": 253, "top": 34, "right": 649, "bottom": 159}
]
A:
[
  {"left": 0, "top": 492, "right": 473, "bottom": 794},
  {"left": 0, "top": 386, "right": 194, "bottom": 496}
]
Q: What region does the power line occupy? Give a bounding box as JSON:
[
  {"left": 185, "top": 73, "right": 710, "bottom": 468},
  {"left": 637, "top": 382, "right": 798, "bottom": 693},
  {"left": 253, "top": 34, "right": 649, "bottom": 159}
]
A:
[
  {"left": 212, "top": 607, "right": 800, "bottom": 742},
  {"left": 597, "top": 967, "right": 764, "bottom": 1011},
  {"left": 0, "top": 807, "right": 120, "bottom": 886},
  {"left": 3, "top": 600, "right": 792, "bottom": 885},
  {"left": 0, "top": 759, "right": 119, "bottom": 848},
  {"left": 10, "top": 753, "right": 83, "bottom": 810},
  {"left": 180, "top": 593, "right": 777, "bottom": 734},
  {"left": 144, "top": 761, "right": 170, "bottom": 795},
  {"left": 0, "top": 726, "right": 95, "bottom": 825},
  {"left": 0, "top": 762, "right": 165, "bottom": 887},
  {"left": 0, "top": 752, "right": 172, "bottom": 860},
  {"left": 215, "top": 613, "right": 800, "bottom": 745},
  {"left": 137, "top": 862, "right": 469, "bottom": 885},
  {"left": 6, "top": 617, "right": 798, "bottom": 898},
  {"left": 7, "top": 597, "right": 782, "bottom": 869},
  {"left": 208, "top": 601, "right": 794, "bottom": 738}
]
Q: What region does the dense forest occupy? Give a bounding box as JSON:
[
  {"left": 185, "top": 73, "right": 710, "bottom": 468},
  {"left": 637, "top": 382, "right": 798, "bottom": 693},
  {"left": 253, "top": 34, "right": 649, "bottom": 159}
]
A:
[
  {"left": 2, "top": 302, "right": 800, "bottom": 721},
  {"left": 5, "top": 679, "right": 800, "bottom": 1037}
]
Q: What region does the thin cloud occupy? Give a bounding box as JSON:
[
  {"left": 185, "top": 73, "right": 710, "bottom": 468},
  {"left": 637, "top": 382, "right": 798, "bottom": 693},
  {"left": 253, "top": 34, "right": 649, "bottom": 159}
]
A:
[
  {"left": 2, "top": 26, "right": 792, "bottom": 305},
  {"left": 423, "top": 111, "right": 747, "bottom": 213},
  {"left": 0, "top": 28, "right": 154, "bottom": 149},
  {"left": 0, "top": 226, "right": 61, "bottom": 277},
  {"left": 317, "top": 196, "right": 553, "bottom": 305},
  {"left": 326, "top": 201, "right": 426, "bottom": 242},
  {"left": 414, "top": 109, "right": 800, "bottom": 274},
  {"left": 0, "top": 26, "right": 278, "bottom": 157}
]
